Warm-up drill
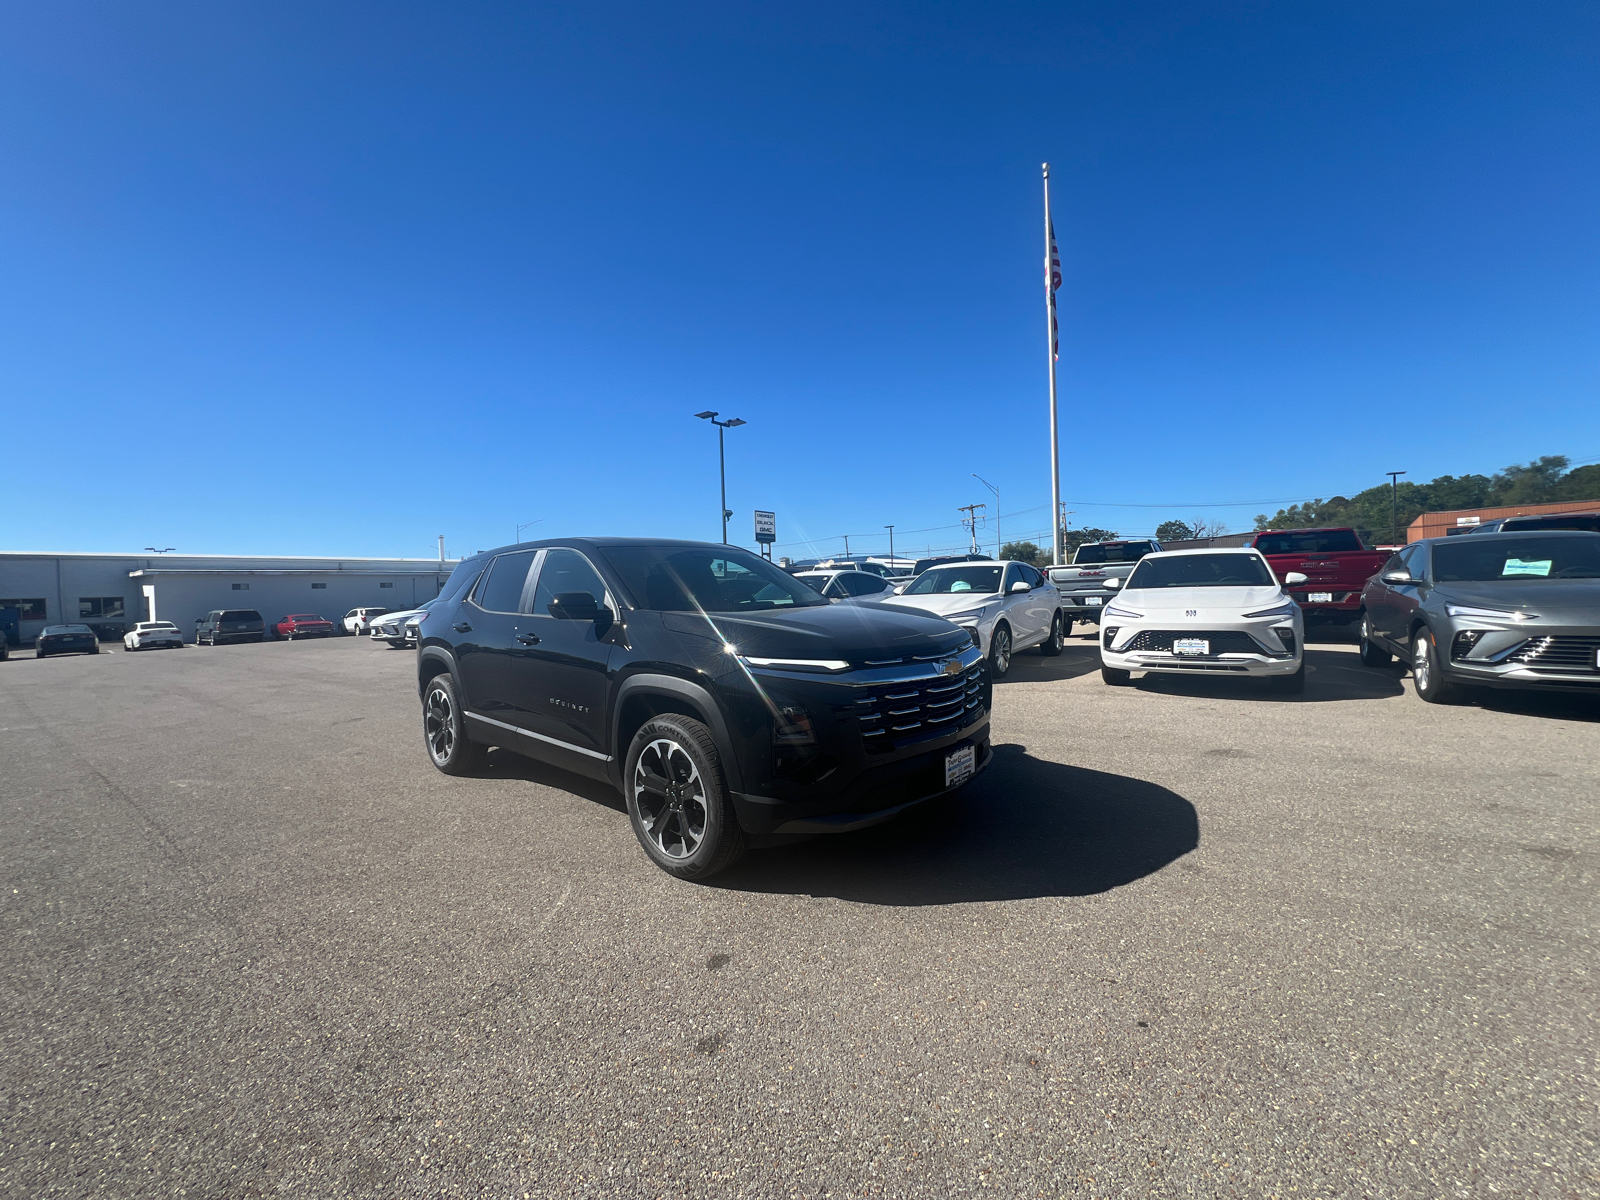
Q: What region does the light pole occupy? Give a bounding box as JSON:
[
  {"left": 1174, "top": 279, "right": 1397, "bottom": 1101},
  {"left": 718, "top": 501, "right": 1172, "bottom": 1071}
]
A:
[
  {"left": 695, "top": 411, "right": 746, "bottom": 543},
  {"left": 972, "top": 473, "right": 1000, "bottom": 558},
  {"left": 885, "top": 525, "right": 894, "bottom": 568},
  {"left": 1386, "top": 471, "right": 1407, "bottom": 545},
  {"left": 144, "top": 547, "right": 176, "bottom": 554},
  {"left": 515, "top": 518, "right": 542, "bottom": 544}
]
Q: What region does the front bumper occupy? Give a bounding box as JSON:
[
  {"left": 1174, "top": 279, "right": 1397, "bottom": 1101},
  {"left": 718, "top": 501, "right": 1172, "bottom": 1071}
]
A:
[
  {"left": 1442, "top": 624, "right": 1600, "bottom": 692},
  {"left": 1102, "top": 622, "right": 1301, "bottom": 677}
]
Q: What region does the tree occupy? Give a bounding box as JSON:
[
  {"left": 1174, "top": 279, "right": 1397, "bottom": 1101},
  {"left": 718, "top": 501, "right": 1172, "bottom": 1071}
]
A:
[
  {"left": 998, "top": 541, "right": 1044, "bottom": 566},
  {"left": 1155, "top": 520, "right": 1194, "bottom": 541}
]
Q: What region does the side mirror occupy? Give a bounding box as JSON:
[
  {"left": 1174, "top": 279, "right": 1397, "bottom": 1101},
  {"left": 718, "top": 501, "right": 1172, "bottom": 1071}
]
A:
[
  {"left": 1010, "top": 580, "right": 1030, "bottom": 593},
  {"left": 548, "top": 592, "right": 601, "bottom": 622},
  {"left": 1284, "top": 572, "right": 1308, "bottom": 586},
  {"left": 1381, "top": 570, "right": 1418, "bottom": 585},
  {"left": 1104, "top": 577, "right": 1122, "bottom": 590}
]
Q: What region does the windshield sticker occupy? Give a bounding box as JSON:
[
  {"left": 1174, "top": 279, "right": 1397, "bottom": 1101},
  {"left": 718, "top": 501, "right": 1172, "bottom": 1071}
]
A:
[{"left": 1502, "top": 558, "right": 1552, "bottom": 577}]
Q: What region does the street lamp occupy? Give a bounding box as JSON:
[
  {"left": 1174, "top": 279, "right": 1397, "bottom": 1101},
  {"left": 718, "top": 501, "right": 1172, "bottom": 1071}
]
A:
[
  {"left": 515, "top": 518, "right": 543, "bottom": 544},
  {"left": 972, "top": 473, "right": 1000, "bottom": 558},
  {"left": 695, "top": 411, "right": 747, "bottom": 543},
  {"left": 1386, "top": 471, "right": 1407, "bottom": 545},
  {"left": 144, "top": 547, "right": 176, "bottom": 554}
]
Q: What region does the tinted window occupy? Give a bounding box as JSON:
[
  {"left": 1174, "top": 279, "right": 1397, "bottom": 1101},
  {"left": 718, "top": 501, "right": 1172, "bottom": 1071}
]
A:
[
  {"left": 1432, "top": 535, "right": 1600, "bottom": 582},
  {"left": 603, "top": 546, "right": 827, "bottom": 612},
  {"left": 1015, "top": 563, "right": 1044, "bottom": 587},
  {"left": 223, "top": 610, "right": 262, "bottom": 621},
  {"left": 474, "top": 550, "right": 538, "bottom": 613},
  {"left": 794, "top": 574, "right": 829, "bottom": 593},
  {"left": 838, "top": 573, "right": 885, "bottom": 597},
  {"left": 531, "top": 549, "right": 609, "bottom": 615},
  {"left": 1500, "top": 514, "right": 1600, "bottom": 533},
  {"left": 1072, "top": 542, "right": 1155, "bottom": 565},
  {"left": 437, "top": 561, "right": 484, "bottom": 606},
  {"left": 1126, "top": 554, "right": 1275, "bottom": 589},
  {"left": 905, "top": 566, "right": 1003, "bottom": 595},
  {"left": 822, "top": 577, "right": 850, "bottom": 599},
  {"left": 1252, "top": 530, "right": 1365, "bottom": 554}
]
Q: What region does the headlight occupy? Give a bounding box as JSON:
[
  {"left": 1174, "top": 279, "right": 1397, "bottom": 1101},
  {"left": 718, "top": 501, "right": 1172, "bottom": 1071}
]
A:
[
  {"left": 1243, "top": 601, "right": 1298, "bottom": 619},
  {"left": 1104, "top": 605, "right": 1143, "bottom": 619},
  {"left": 944, "top": 607, "right": 991, "bottom": 624},
  {"left": 1446, "top": 604, "right": 1537, "bottom": 621}
]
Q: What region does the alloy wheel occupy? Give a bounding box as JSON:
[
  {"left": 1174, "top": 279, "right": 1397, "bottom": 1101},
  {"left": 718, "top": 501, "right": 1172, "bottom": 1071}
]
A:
[
  {"left": 992, "top": 628, "right": 1011, "bottom": 674},
  {"left": 424, "top": 684, "right": 455, "bottom": 761},
  {"left": 633, "top": 738, "right": 708, "bottom": 859},
  {"left": 1413, "top": 633, "right": 1431, "bottom": 691}
]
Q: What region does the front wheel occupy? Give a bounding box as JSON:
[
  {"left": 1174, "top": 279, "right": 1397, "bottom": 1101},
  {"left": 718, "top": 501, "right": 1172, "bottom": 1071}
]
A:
[
  {"left": 624, "top": 714, "right": 745, "bottom": 880},
  {"left": 1101, "top": 665, "right": 1132, "bottom": 686},
  {"left": 1039, "top": 613, "right": 1063, "bottom": 656},
  {"left": 1358, "top": 613, "right": 1392, "bottom": 666},
  {"left": 1411, "top": 626, "right": 1461, "bottom": 704},
  {"left": 422, "top": 674, "right": 488, "bottom": 775},
  {"left": 988, "top": 624, "right": 1013, "bottom": 679}
]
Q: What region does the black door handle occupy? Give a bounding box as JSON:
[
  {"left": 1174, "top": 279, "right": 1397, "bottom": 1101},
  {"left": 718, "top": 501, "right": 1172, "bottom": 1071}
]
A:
[
  {"left": 453, "top": 622, "right": 472, "bottom": 633},
  {"left": 516, "top": 633, "right": 541, "bottom": 646}
]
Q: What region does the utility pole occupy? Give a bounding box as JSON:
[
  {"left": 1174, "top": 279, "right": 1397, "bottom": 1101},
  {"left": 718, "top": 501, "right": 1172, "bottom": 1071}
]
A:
[
  {"left": 957, "top": 503, "right": 987, "bottom": 554},
  {"left": 1386, "top": 471, "right": 1407, "bottom": 545},
  {"left": 1043, "top": 163, "right": 1063, "bottom": 567},
  {"left": 972, "top": 474, "right": 1000, "bottom": 558},
  {"left": 437, "top": 535, "right": 445, "bottom": 564},
  {"left": 695, "top": 412, "right": 747, "bottom": 543},
  {"left": 842, "top": 534, "right": 851, "bottom": 559},
  {"left": 885, "top": 525, "right": 895, "bottom": 567}
]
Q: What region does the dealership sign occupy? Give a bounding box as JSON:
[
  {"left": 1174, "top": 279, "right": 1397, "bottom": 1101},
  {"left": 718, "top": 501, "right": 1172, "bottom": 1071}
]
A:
[{"left": 754, "top": 510, "right": 776, "bottom": 545}]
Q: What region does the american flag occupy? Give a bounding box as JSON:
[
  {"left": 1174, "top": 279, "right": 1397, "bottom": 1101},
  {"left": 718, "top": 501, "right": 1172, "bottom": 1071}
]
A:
[{"left": 1048, "top": 218, "right": 1062, "bottom": 359}]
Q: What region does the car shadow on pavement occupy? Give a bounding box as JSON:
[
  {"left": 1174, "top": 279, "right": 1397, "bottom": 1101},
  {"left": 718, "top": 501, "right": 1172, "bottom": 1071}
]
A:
[
  {"left": 479, "top": 747, "right": 627, "bottom": 812},
  {"left": 709, "top": 742, "right": 1198, "bottom": 905},
  {"left": 1130, "top": 648, "right": 1405, "bottom": 704},
  {"left": 1464, "top": 689, "right": 1600, "bottom": 723},
  {"left": 992, "top": 643, "right": 1103, "bottom": 685}
]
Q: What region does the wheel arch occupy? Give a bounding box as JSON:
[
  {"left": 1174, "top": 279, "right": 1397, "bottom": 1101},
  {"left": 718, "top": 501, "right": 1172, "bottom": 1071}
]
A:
[
  {"left": 416, "top": 645, "right": 460, "bottom": 699},
  {"left": 613, "top": 673, "right": 744, "bottom": 794}
]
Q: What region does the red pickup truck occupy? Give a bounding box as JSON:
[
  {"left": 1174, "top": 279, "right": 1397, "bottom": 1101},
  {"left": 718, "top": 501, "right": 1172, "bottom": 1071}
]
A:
[{"left": 1247, "top": 528, "right": 1390, "bottom": 623}]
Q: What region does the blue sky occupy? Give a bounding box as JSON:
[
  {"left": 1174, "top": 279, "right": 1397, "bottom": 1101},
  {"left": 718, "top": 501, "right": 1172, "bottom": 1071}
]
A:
[{"left": 2, "top": 3, "right": 1596, "bottom": 561}]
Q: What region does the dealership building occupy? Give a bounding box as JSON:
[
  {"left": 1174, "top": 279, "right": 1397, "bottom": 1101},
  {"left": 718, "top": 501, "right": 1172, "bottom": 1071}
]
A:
[{"left": 0, "top": 551, "right": 457, "bottom": 644}]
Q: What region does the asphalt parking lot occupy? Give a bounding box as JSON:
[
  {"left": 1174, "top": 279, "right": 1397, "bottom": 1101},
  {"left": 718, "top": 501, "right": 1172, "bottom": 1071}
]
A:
[{"left": 2, "top": 631, "right": 1596, "bottom": 1198}]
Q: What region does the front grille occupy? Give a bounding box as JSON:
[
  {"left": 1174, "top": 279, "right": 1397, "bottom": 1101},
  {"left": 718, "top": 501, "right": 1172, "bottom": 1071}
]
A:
[
  {"left": 1117, "top": 630, "right": 1275, "bottom": 657},
  {"left": 1502, "top": 636, "right": 1600, "bottom": 673},
  {"left": 856, "top": 662, "right": 985, "bottom": 751}
]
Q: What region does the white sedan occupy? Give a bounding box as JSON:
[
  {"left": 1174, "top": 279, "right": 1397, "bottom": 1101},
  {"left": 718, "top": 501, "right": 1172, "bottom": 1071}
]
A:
[
  {"left": 123, "top": 621, "right": 185, "bottom": 651},
  {"left": 1099, "top": 548, "right": 1308, "bottom": 692},
  {"left": 882, "top": 560, "right": 1062, "bottom": 677},
  {"left": 792, "top": 569, "right": 899, "bottom": 605},
  {"left": 369, "top": 600, "right": 436, "bottom": 647}
]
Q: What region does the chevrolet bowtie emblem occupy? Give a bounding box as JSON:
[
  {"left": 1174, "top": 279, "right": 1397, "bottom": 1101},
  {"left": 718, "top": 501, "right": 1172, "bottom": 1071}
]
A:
[{"left": 942, "top": 659, "right": 964, "bottom": 676}]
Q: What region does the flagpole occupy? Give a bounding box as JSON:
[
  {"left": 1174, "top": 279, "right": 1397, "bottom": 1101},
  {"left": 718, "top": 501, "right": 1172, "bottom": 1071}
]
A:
[{"left": 1044, "top": 163, "right": 1062, "bottom": 567}]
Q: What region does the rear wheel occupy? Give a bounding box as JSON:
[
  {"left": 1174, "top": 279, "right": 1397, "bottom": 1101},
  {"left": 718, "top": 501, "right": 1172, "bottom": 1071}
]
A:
[
  {"left": 1039, "top": 612, "right": 1063, "bottom": 656},
  {"left": 988, "top": 624, "right": 1013, "bottom": 678},
  {"left": 422, "top": 674, "right": 488, "bottom": 775},
  {"left": 1358, "top": 613, "right": 1392, "bottom": 666},
  {"left": 1101, "top": 666, "right": 1132, "bottom": 686},
  {"left": 1410, "top": 625, "right": 1460, "bottom": 704},
  {"left": 624, "top": 714, "right": 745, "bottom": 880}
]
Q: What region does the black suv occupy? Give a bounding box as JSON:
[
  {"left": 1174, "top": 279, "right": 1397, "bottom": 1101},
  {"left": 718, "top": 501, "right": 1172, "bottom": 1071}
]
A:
[
  {"left": 417, "top": 539, "right": 992, "bottom": 879},
  {"left": 195, "top": 609, "right": 265, "bottom": 645}
]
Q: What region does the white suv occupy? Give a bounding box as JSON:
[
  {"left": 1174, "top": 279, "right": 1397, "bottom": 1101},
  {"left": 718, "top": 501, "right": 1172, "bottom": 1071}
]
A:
[
  {"left": 342, "top": 607, "right": 390, "bottom": 636},
  {"left": 883, "top": 560, "right": 1062, "bottom": 677}
]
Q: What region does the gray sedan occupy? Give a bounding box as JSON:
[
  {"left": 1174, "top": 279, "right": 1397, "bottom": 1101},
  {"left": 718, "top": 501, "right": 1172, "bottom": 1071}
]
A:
[{"left": 1358, "top": 531, "right": 1600, "bottom": 702}]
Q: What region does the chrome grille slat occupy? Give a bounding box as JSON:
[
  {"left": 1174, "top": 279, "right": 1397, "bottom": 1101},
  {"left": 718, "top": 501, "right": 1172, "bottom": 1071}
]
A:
[{"left": 856, "top": 657, "right": 988, "bottom": 751}]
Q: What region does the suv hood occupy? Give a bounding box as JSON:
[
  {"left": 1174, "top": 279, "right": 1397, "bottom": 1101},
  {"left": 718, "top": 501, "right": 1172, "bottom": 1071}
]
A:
[
  {"left": 881, "top": 593, "right": 1003, "bottom": 617},
  {"left": 1433, "top": 580, "right": 1600, "bottom": 617},
  {"left": 661, "top": 601, "right": 968, "bottom": 664},
  {"left": 1118, "top": 585, "right": 1285, "bottom": 613}
]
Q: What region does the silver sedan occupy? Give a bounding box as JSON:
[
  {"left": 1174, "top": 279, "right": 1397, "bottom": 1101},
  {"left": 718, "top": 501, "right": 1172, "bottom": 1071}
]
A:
[{"left": 1358, "top": 531, "right": 1600, "bottom": 702}]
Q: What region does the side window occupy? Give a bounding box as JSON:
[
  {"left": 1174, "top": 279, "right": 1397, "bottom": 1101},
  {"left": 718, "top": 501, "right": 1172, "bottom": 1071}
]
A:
[
  {"left": 823, "top": 576, "right": 850, "bottom": 599},
  {"left": 843, "top": 573, "right": 885, "bottom": 596},
  {"left": 473, "top": 549, "right": 538, "bottom": 613},
  {"left": 1002, "top": 564, "right": 1023, "bottom": 592},
  {"left": 1396, "top": 544, "right": 1424, "bottom": 578},
  {"left": 530, "top": 549, "right": 608, "bottom": 615},
  {"left": 1018, "top": 564, "right": 1043, "bottom": 588}
]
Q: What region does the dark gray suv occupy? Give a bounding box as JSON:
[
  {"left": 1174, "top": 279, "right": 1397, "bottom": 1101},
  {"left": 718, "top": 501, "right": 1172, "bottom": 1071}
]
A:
[
  {"left": 1358, "top": 531, "right": 1600, "bottom": 702},
  {"left": 195, "top": 609, "right": 265, "bottom": 646}
]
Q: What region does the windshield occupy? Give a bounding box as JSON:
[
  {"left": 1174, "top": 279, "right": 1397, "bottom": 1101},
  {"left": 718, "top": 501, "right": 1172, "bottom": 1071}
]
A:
[
  {"left": 1073, "top": 542, "right": 1154, "bottom": 565},
  {"left": 1253, "top": 530, "right": 1364, "bottom": 554},
  {"left": 1126, "top": 554, "right": 1275, "bottom": 589},
  {"left": 904, "top": 566, "right": 1003, "bottom": 595},
  {"left": 1432, "top": 535, "right": 1600, "bottom": 581},
  {"left": 603, "top": 545, "right": 828, "bottom": 612},
  {"left": 1500, "top": 515, "right": 1600, "bottom": 533}
]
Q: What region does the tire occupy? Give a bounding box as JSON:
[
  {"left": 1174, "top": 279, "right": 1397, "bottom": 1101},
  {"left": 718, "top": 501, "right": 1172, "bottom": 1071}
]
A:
[
  {"left": 1101, "top": 665, "right": 1132, "bottom": 686},
  {"left": 1039, "top": 612, "right": 1063, "bottom": 656},
  {"left": 624, "top": 714, "right": 745, "bottom": 880},
  {"left": 1268, "top": 660, "right": 1306, "bottom": 694},
  {"left": 1410, "top": 625, "right": 1460, "bottom": 704},
  {"left": 988, "top": 623, "right": 1013, "bottom": 679},
  {"left": 1358, "top": 613, "right": 1392, "bottom": 667},
  {"left": 90, "top": 645, "right": 99, "bottom": 655},
  {"left": 36, "top": 649, "right": 47, "bottom": 659},
  {"left": 421, "top": 674, "right": 488, "bottom": 775}
]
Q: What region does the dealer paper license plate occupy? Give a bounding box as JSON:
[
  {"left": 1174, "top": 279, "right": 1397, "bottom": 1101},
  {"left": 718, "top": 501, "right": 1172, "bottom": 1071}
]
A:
[
  {"left": 1308, "top": 592, "right": 1333, "bottom": 603},
  {"left": 1173, "top": 638, "right": 1210, "bottom": 656},
  {"left": 944, "top": 744, "right": 976, "bottom": 788}
]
